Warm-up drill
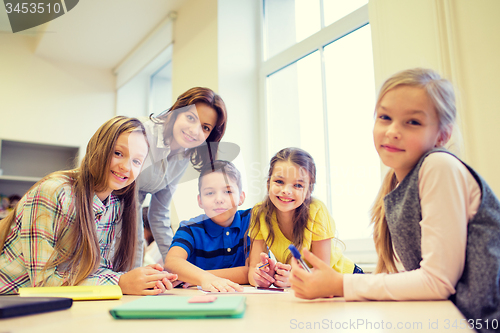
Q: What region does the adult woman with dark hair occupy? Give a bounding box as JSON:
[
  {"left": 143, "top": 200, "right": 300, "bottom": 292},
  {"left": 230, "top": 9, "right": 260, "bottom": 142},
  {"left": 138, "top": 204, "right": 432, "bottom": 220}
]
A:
[
  {"left": 0, "top": 116, "right": 177, "bottom": 295},
  {"left": 136, "top": 87, "right": 228, "bottom": 265}
]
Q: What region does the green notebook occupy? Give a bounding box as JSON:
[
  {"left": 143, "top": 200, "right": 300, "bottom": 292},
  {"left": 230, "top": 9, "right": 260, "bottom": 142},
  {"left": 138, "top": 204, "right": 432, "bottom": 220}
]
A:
[{"left": 109, "top": 295, "right": 246, "bottom": 319}]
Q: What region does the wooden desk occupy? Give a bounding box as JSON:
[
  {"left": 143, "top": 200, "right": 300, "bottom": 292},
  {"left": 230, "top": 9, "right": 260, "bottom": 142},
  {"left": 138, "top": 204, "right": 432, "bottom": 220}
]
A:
[{"left": 1, "top": 288, "right": 473, "bottom": 333}]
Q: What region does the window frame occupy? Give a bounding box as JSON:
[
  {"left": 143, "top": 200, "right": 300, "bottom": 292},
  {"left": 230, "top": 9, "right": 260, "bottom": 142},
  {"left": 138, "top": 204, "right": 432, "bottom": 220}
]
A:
[{"left": 259, "top": 3, "right": 377, "bottom": 268}]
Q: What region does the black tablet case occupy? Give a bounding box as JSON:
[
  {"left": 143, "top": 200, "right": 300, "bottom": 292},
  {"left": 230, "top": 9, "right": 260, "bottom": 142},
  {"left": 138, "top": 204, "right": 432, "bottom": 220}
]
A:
[{"left": 0, "top": 296, "right": 73, "bottom": 319}]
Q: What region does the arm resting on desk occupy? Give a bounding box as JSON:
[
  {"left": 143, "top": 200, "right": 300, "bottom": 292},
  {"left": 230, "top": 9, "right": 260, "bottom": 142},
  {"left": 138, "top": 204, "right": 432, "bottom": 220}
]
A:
[{"left": 165, "top": 246, "right": 244, "bottom": 292}]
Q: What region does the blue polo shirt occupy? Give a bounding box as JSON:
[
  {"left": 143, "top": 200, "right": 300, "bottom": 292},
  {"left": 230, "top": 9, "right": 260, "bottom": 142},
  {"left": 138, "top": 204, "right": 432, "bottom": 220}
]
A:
[{"left": 170, "top": 208, "right": 251, "bottom": 270}]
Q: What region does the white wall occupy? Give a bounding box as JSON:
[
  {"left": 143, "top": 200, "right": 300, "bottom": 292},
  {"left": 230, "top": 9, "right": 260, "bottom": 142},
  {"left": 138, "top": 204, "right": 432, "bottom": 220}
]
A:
[
  {"left": 369, "top": 0, "right": 500, "bottom": 194},
  {"left": 0, "top": 34, "right": 115, "bottom": 157},
  {"left": 172, "top": 0, "right": 219, "bottom": 97},
  {"left": 451, "top": 1, "right": 500, "bottom": 194}
]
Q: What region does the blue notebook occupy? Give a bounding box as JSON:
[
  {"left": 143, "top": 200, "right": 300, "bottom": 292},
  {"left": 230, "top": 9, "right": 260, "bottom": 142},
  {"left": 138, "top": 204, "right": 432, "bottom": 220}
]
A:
[
  {"left": 0, "top": 296, "right": 73, "bottom": 319},
  {"left": 110, "top": 295, "right": 246, "bottom": 319}
]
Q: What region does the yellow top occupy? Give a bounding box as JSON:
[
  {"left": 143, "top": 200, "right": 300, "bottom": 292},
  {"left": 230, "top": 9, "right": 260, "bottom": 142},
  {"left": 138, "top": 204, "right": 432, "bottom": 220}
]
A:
[{"left": 250, "top": 198, "right": 354, "bottom": 274}]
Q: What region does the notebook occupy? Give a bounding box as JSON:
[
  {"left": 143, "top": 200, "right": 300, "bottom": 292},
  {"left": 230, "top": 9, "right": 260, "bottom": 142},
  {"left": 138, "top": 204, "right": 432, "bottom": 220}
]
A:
[
  {"left": 198, "top": 286, "right": 288, "bottom": 294},
  {"left": 0, "top": 296, "right": 73, "bottom": 319},
  {"left": 109, "top": 295, "right": 246, "bottom": 319},
  {"left": 18, "top": 285, "right": 123, "bottom": 300}
]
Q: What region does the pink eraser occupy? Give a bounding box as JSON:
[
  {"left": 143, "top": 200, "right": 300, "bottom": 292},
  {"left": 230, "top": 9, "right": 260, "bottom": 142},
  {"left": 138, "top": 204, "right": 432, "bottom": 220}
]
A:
[{"left": 188, "top": 296, "right": 218, "bottom": 303}]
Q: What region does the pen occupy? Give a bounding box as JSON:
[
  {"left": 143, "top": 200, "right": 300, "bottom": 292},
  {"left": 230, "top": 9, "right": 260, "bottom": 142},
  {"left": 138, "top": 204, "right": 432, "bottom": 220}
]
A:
[
  {"left": 288, "top": 244, "right": 311, "bottom": 273},
  {"left": 256, "top": 287, "right": 285, "bottom": 292},
  {"left": 258, "top": 262, "right": 270, "bottom": 270}
]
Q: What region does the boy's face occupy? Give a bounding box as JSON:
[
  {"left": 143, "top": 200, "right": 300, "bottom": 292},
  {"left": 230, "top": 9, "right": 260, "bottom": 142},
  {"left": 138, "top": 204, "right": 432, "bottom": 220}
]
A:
[{"left": 198, "top": 171, "right": 245, "bottom": 227}]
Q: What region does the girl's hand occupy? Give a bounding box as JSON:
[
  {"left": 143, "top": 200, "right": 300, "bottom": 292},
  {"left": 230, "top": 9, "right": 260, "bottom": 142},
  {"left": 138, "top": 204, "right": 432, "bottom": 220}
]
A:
[
  {"left": 252, "top": 252, "right": 276, "bottom": 287},
  {"left": 200, "top": 276, "right": 243, "bottom": 293},
  {"left": 289, "top": 248, "right": 343, "bottom": 299},
  {"left": 173, "top": 281, "right": 193, "bottom": 289},
  {"left": 119, "top": 264, "right": 178, "bottom": 295},
  {"left": 147, "top": 264, "right": 178, "bottom": 292},
  {"left": 273, "top": 262, "right": 292, "bottom": 288},
  {"left": 172, "top": 280, "right": 193, "bottom": 289}
]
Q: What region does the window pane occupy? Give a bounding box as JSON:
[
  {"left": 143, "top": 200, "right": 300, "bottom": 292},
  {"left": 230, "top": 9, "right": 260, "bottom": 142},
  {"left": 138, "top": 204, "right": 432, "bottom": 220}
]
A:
[
  {"left": 116, "top": 45, "right": 172, "bottom": 118},
  {"left": 323, "top": 0, "right": 368, "bottom": 27},
  {"left": 150, "top": 61, "right": 172, "bottom": 115},
  {"left": 324, "top": 24, "right": 379, "bottom": 240},
  {"left": 266, "top": 51, "right": 327, "bottom": 202},
  {"left": 264, "top": 0, "right": 320, "bottom": 59}
]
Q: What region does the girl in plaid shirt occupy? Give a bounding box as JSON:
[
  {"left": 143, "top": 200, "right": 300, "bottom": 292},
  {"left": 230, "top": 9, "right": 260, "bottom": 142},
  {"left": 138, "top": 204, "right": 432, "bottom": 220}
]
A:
[{"left": 0, "top": 116, "right": 177, "bottom": 295}]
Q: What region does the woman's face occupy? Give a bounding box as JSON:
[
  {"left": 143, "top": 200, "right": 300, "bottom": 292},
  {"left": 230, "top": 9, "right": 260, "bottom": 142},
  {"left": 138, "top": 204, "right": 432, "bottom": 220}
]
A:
[{"left": 170, "top": 103, "right": 218, "bottom": 150}]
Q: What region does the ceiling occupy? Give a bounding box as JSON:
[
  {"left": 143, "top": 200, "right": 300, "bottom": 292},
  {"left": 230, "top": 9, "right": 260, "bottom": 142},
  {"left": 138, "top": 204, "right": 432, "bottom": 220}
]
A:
[{"left": 0, "top": 0, "right": 187, "bottom": 69}]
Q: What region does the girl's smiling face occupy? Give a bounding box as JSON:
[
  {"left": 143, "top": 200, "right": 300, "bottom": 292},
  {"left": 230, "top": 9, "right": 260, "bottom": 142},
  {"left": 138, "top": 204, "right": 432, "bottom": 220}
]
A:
[
  {"left": 170, "top": 103, "right": 218, "bottom": 150},
  {"left": 268, "top": 161, "right": 310, "bottom": 215},
  {"left": 373, "top": 85, "right": 443, "bottom": 182},
  {"left": 97, "top": 131, "right": 148, "bottom": 201}
]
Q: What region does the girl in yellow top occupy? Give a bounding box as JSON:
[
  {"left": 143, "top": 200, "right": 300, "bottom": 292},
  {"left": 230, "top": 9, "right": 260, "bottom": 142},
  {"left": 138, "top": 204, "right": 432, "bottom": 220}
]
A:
[{"left": 248, "top": 148, "right": 361, "bottom": 288}]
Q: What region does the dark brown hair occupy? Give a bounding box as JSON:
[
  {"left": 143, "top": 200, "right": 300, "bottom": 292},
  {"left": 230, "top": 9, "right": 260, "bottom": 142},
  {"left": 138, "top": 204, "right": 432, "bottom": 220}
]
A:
[
  {"left": 152, "top": 87, "right": 227, "bottom": 171},
  {"left": 197, "top": 160, "right": 242, "bottom": 193}
]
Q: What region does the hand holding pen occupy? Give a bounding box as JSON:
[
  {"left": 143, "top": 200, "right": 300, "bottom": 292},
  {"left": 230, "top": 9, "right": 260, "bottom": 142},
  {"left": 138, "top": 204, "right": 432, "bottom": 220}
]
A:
[
  {"left": 289, "top": 248, "right": 344, "bottom": 299},
  {"left": 253, "top": 252, "right": 277, "bottom": 288},
  {"left": 273, "top": 262, "right": 292, "bottom": 288},
  {"left": 288, "top": 244, "right": 311, "bottom": 272}
]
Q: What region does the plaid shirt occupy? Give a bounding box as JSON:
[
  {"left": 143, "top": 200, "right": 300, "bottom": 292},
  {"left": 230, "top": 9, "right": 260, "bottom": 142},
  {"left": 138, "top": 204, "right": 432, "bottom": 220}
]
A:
[{"left": 0, "top": 175, "right": 124, "bottom": 294}]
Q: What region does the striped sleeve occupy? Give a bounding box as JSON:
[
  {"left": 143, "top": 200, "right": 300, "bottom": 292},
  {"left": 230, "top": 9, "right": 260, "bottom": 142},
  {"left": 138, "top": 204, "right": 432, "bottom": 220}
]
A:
[{"left": 171, "top": 225, "right": 196, "bottom": 257}]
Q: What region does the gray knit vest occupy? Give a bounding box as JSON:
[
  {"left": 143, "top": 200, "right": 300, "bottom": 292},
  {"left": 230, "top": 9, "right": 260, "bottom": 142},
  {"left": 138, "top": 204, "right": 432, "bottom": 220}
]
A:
[{"left": 384, "top": 148, "right": 500, "bottom": 330}]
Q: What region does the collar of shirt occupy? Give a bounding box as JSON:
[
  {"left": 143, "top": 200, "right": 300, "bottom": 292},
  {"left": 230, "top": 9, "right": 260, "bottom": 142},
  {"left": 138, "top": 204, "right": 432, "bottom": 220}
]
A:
[
  {"left": 92, "top": 194, "right": 118, "bottom": 217},
  {"left": 203, "top": 211, "right": 242, "bottom": 238},
  {"left": 141, "top": 117, "right": 187, "bottom": 169}
]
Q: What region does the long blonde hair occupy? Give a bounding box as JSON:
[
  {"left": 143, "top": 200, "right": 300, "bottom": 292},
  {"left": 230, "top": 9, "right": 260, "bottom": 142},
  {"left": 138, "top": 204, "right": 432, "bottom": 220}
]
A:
[
  {"left": 0, "top": 116, "right": 147, "bottom": 286},
  {"left": 371, "top": 68, "right": 457, "bottom": 273}
]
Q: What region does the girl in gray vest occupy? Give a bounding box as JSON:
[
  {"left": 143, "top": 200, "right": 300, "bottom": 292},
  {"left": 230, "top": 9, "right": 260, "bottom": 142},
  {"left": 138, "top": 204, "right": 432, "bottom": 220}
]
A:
[{"left": 289, "top": 68, "right": 499, "bottom": 332}]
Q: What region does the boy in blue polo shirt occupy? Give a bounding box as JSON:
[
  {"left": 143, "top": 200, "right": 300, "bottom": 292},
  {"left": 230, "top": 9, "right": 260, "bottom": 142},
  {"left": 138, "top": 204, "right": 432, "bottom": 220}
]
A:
[{"left": 165, "top": 160, "right": 250, "bottom": 292}]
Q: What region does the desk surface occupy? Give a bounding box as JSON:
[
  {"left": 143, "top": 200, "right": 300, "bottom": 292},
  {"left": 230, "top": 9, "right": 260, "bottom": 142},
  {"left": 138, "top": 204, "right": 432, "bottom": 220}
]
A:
[{"left": 1, "top": 288, "right": 473, "bottom": 333}]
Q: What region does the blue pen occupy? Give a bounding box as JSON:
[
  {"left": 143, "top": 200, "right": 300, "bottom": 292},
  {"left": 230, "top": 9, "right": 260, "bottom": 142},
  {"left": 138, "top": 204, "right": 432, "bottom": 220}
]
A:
[{"left": 288, "top": 244, "right": 311, "bottom": 273}]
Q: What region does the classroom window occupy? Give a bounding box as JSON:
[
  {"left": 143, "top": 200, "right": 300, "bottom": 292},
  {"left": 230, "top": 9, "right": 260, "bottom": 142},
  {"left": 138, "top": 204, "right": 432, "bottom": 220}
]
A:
[
  {"left": 323, "top": 0, "right": 368, "bottom": 27},
  {"left": 262, "top": 1, "right": 377, "bottom": 258},
  {"left": 263, "top": 0, "right": 368, "bottom": 60},
  {"left": 149, "top": 60, "right": 173, "bottom": 115},
  {"left": 323, "top": 25, "right": 379, "bottom": 240},
  {"left": 116, "top": 45, "right": 173, "bottom": 118},
  {"left": 264, "top": 0, "right": 321, "bottom": 59},
  {"left": 266, "top": 50, "right": 328, "bottom": 204}
]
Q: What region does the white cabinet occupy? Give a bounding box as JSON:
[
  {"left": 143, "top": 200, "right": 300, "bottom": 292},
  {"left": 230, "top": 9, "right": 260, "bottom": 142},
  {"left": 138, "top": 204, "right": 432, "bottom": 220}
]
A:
[{"left": 0, "top": 139, "right": 79, "bottom": 197}]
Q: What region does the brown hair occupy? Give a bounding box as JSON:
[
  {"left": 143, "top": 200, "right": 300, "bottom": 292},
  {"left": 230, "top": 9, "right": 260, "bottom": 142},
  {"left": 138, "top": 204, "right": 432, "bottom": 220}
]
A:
[
  {"left": 371, "top": 68, "right": 456, "bottom": 273},
  {"left": 152, "top": 87, "right": 227, "bottom": 171},
  {"left": 198, "top": 160, "right": 242, "bottom": 194},
  {"left": 249, "top": 148, "right": 316, "bottom": 263},
  {"left": 0, "top": 116, "right": 147, "bottom": 286}
]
